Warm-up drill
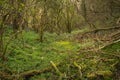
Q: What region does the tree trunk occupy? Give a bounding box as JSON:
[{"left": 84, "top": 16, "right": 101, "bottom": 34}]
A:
[
  {"left": 0, "top": 23, "right": 4, "bottom": 55},
  {"left": 39, "top": 27, "right": 44, "bottom": 43},
  {"left": 13, "top": 18, "right": 18, "bottom": 39},
  {"left": 66, "top": 20, "right": 72, "bottom": 33}
]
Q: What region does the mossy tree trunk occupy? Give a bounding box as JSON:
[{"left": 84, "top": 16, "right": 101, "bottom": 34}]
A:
[
  {"left": 0, "top": 21, "right": 4, "bottom": 56},
  {"left": 0, "top": 13, "right": 9, "bottom": 59}
]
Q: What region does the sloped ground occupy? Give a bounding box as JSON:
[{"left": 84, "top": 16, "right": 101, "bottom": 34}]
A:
[
  {"left": 71, "top": 27, "right": 120, "bottom": 51},
  {"left": 0, "top": 30, "right": 80, "bottom": 80},
  {"left": 0, "top": 29, "right": 120, "bottom": 80}
]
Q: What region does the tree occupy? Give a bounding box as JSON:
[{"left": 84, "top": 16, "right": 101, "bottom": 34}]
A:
[{"left": 0, "top": 0, "right": 11, "bottom": 59}]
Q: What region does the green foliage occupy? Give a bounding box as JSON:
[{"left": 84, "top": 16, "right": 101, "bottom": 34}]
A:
[
  {"left": 1, "top": 29, "right": 119, "bottom": 80},
  {"left": 4, "top": 31, "right": 71, "bottom": 73},
  {"left": 0, "top": 0, "right": 120, "bottom": 80}
]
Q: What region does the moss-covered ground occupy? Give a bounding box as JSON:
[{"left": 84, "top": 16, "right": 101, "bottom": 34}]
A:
[{"left": 0, "top": 29, "right": 120, "bottom": 80}]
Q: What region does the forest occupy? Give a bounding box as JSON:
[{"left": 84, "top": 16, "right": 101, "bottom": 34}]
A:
[{"left": 0, "top": 0, "right": 120, "bottom": 80}]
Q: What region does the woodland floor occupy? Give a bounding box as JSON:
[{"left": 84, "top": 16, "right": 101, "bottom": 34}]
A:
[{"left": 0, "top": 28, "right": 120, "bottom": 80}]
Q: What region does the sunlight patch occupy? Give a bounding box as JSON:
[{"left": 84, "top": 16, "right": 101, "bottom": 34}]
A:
[
  {"left": 54, "top": 41, "right": 73, "bottom": 50},
  {"left": 56, "top": 41, "right": 70, "bottom": 45}
]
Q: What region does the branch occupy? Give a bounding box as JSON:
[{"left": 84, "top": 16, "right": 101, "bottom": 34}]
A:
[
  {"left": 50, "top": 61, "right": 64, "bottom": 80},
  {"left": 0, "top": 62, "right": 61, "bottom": 80},
  {"left": 2, "top": 30, "right": 22, "bottom": 59},
  {"left": 73, "top": 61, "right": 82, "bottom": 79}
]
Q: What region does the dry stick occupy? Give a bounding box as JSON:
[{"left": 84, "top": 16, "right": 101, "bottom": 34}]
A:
[
  {"left": 50, "top": 61, "right": 64, "bottom": 80},
  {"left": 80, "top": 38, "right": 120, "bottom": 53},
  {"left": 100, "top": 51, "right": 120, "bottom": 58},
  {"left": 73, "top": 61, "right": 82, "bottom": 79},
  {"left": 100, "top": 39, "right": 120, "bottom": 50}
]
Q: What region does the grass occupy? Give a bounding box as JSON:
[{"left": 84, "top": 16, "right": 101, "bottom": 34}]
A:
[
  {"left": 4, "top": 30, "right": 79, "bottom": 74},
  {"left": 1, "top": 29, "right": 120, "bottom": 80}
]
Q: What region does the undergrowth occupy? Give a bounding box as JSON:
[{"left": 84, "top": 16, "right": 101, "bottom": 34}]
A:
[{"left": 0, "top": 29, "right": 120, "bottom": 80}]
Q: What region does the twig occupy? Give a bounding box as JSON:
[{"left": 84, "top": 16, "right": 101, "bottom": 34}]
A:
[
  {"left": 50, "top": 61, "right": 64, "bottom": 80},
  {"left": 73, "top": 61, "right": 82, "bottom": 79}
]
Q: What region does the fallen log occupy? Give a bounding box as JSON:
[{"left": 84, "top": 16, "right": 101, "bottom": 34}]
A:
[
  {"left": 0, "top": 67, "right": 53, "bottom": 80},
  {"left": 0, "top": 62, "right": 61, "bottom": 80},
  {"left": 0, "top": 67, "right": 52, "bottom": 80},
  {"left": 72, "top": 26, "right": 120, "bottom": 43},
  {"left": 20, "top": 67, "right": 52, "bottom": 79}
]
